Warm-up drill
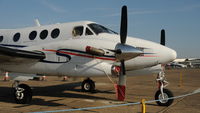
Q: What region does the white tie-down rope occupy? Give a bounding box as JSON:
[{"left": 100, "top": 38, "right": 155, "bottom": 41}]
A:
[{"left": 97, "top": 60, "right": 116, "bottom": 84}]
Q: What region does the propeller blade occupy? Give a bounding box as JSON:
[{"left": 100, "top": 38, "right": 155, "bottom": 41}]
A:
[
  {"left": 120, "top": 60, "right": 126, "bottom": 75},
  {"left": 120, "top": 5, "right": 128, "bottom": 44},
  {"left": 116, "top": 60, "right": 126, "bottom": 101},
  {"left": 160, "top": 29, "right": 165, "bottom": 46},
  {"left": 115, "top": 6, "right": 128, "bottom": 101}
]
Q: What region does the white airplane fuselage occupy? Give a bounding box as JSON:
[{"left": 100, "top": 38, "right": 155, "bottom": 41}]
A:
[{"left": 0, "top": 21, "right": 177, "bottom": 77}]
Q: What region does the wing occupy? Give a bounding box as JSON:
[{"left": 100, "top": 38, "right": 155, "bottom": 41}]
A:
[{"left": 0, "top": 46, "right": 45, "bottom": 64}]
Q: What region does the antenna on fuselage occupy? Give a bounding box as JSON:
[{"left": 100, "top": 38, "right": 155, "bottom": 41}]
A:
[{"left": 34, "top": 19, "right": 41, "bottom": 27}]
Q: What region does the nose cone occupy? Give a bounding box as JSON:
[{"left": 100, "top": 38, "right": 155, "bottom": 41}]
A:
[
  {"left": 159, "top": 46, "right": 177, "bottom": 64},
  {"left": 171, "top": 49, "right": 177, "bottom": 61}
]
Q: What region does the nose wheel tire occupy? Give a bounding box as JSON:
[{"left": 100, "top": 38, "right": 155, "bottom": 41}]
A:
[
  {"left": 14, "top": 84, "right": 32, "bottom": 104},
  {"left": 81, "top": 79, "right": 95, "bottom": 92},
  {"left": 155, "top": 88, "right": 174, "bottom": 106}
]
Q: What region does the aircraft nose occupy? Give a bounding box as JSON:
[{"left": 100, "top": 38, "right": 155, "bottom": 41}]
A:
[
  {"left": 171, "top": 49, "right": 177, "bottom": 61},
  {"left": 159, "top": 47, "right": 177, "bottom": 64},
  {"left": 165, "top": 48, "right": 177, "bottom": 63}
]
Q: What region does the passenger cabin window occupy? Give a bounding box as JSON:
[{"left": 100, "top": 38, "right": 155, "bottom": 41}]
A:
[
  {"left": 72, "top": 26, "right": 83, "bottom": 37},
  {"left": 40, "top": 30, "right": 48, "bottom": 40},
  {"left": 88, "top": 23, "right": 118, "bottom": 35},
  {"left": 29, "top": 31, "right": 37, "bottom": 40},
  {"left": 13, "top": 33, "right": 20, "bottom": 42},
  {"left": 0, "top": 36, "right": 3, "bottom": 42},
  {"left": 51, "top": 28, "right": 60, "bottom": 39},
  {"left": 85, "top": 28, "right": 93, "bottom": 35}
]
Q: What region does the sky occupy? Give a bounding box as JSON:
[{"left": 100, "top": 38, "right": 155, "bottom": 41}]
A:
[{"left": 0, "top": 0, "right": 200, "bottom": 58}]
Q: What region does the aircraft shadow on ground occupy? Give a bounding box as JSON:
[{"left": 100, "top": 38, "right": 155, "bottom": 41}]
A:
[{"left": 0, "top": 81, "right": 116, "bottom": 107}]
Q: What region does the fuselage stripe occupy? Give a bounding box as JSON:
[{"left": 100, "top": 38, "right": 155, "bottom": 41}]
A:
[
  {"left": 43, "top": 49, "right": 116, "bottom": 61},
  {"left": 0, "top": 44, "right": 27, "bottom": 48},
  {"left": 140, "top": 55, "right": 159, "bottom": 57},
  {"left": 42, "top": 49, "right": 158, "bottom": 61}
]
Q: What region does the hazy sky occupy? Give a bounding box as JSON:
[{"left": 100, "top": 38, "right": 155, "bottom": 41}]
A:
[{"left": 0, "top": 0, "right": 199, "bottom": 58}]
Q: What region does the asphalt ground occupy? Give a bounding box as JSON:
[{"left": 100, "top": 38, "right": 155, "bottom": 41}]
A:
[{"left": 0, "top": 69, "right": 199, "bottom": 113}]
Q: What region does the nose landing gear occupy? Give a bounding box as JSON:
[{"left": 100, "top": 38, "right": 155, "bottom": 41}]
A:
[{"left": 155, "top": 72, "right": 174, "bottom": 106}]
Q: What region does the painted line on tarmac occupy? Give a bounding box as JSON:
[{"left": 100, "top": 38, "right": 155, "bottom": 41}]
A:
[{"left": 30, "top": 88, "right": 200, "bottom": 113}]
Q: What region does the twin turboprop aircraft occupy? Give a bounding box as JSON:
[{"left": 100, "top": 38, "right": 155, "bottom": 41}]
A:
[{"left": 0, "top": 6, "right": 176, "bottom": 106}]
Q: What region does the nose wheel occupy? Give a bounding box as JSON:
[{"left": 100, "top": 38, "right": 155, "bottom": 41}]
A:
[
  {"left": 155, "top": 88, "right": 174, "bottom": 106},
  {"left": 81, "top": 78, "right": 95, "bottom": 92},
  {"left": 155, "top": 72, "right": 174, "bottom": 106}
]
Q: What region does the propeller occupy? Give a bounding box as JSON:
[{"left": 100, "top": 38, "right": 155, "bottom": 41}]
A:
[
  {"left": 120, "top": 6, "right": 127, "bottom": 75},
  {"left": 160, "top": 29, "right": 165, "bottom": 46},
  {"left": 114, "top": 5, "right": 143, "bottom": 101}
]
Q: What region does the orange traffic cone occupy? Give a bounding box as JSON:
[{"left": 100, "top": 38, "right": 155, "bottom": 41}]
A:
[
  {"left": 63, "top": 76, "right": 68, "bottom": 81},
  {"left": 3, "top": 72, "right": 9, "bottom": 81},
  {"left": 41, "top": 76, "right": 46, "bottom": 81}
]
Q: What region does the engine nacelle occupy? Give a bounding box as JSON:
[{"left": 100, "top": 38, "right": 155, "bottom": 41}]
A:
[
  {"left": 72, "top": 62, "right": 113, "bottom": 77},
  {"left": 85, "top": 46, "right": 105, "bottom": 56}
]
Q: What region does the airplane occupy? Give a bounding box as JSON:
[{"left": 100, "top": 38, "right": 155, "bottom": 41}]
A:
[
  {"left": 0, "top": 6, "right": 176, "bottom": 106},
  {"left": 173, "top": 58, "right": 200, "bottom": 68}
]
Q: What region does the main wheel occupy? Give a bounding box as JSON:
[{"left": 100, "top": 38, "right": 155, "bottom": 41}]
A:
[
  {"left": 155, "top": 88, "right": 174, "bottom": 106},
  {"left": 81, "top": 79, "right": 95, "bottom": 92},
  {"left": 14, "top": 84, "right": 32, "bottom": 104}
]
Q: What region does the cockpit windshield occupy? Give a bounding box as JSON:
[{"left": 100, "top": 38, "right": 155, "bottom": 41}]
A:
[{"left": 88, "top": 23, "right": 118, "bottom": 35}]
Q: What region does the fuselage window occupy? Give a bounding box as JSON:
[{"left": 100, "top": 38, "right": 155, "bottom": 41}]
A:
[
  {"left": 51, "top": 28, "right": 60, "bottom": 39},
  {"left": 72, "top": 26, "right": 83, "bottom": 37},
  {"left": 40, "top": 30, "right": 48, "bottom": 40},
  {"left": 13, "top": 33, "right": 20, "bottom": 42},
  {"left": 29, "top": 31, "right": 37, "bottom": 40},
  {"left": 0, "top": 36, "right": 3, "bottom": 42},
  {"left": 85, "top": 28, "right": 93, "bottom": 35}
]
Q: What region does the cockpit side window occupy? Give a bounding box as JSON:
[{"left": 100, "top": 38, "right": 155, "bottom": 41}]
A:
[
  {"left": 72, "top": 26, "right": 84, "bottom": 37},
  {"left": 85, "top": 27, "right": 93, "bottom": 35},
  {"left": 88, "top": 23, "right": 118, "bottom": 35}
]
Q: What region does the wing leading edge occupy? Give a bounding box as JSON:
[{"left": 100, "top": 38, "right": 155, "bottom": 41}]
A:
[{"left": 0, "top": 46, "right": 45, "bottom": 63}]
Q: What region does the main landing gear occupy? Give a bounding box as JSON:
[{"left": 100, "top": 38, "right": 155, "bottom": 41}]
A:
[
  {"left": 81, "top": 78, "right": 95, "bottom": 92},
  {"left": 12, "top": 81, "right": 32, "bottom": 104},
  {"left": 155, "top": 72, "right": 174, "bottom": 106},
  {"left": 11, "top": 78, "right": 96, "bottom": 104}
]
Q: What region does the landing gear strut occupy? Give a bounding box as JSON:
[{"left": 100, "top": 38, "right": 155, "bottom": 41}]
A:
[
  {"left": 155, "top": 72, "right": 174, "bottom": 106},
  {"left": 81, "top": 78, "right": 95, "bottom": 92},
  {"left": 13, "top": 81, "right": 32, "bottom": 104}
]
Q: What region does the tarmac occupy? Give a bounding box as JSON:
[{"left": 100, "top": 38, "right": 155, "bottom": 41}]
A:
[{"left": 0, "top": 69, "right": 199, "bottom": 113}]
